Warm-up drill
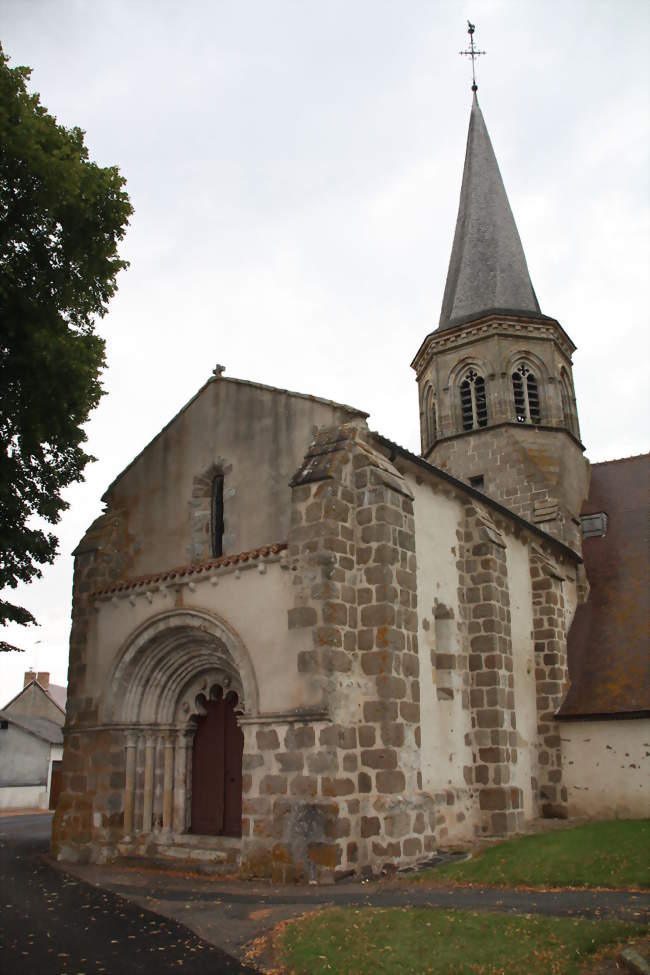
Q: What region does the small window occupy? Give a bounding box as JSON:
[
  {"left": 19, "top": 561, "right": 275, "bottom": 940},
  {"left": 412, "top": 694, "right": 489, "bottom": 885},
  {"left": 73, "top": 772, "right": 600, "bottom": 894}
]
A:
[
  {"left": 423, "top": 385, "right": 438, "bottom": 449},
  {"left": 512, "top": 364, "right": 540, "bottom": 424},
  {"left": 211, "top": 475, "right": 224, "bottom": 558},
  {"left": 469, "top": 474, "right": 485, "bottom": 490},
  {"left": 460, "top": 369, "right": 488, "bottom": 431},
  {"left": 0, "top": 720, "right": 8, "bottom": 730},
  {"left": 581, "top": 512, "right": 608, "bottom": 539}
]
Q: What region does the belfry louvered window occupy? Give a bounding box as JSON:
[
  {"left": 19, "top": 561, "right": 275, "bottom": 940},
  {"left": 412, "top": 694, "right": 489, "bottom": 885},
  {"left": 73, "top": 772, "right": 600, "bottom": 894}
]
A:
[
  {"left": 512, "top": 364, "right": 540, "bottom": 424},
  {"left": 460, "top": 369, "right": 488, "bottom": 431}
]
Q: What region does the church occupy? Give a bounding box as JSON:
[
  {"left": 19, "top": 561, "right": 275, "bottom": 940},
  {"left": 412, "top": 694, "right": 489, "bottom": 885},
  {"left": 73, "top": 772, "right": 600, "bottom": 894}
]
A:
[{"left": 52, "top": 87, "right": 649, "bottom": 882}]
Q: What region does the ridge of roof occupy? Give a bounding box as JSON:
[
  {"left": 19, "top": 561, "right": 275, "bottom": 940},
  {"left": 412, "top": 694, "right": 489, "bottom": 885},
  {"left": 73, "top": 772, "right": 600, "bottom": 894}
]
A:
[
  {"left": 2, "top": 678, "right": 66, "bottom": 715},
  {"left": 371, "top": 431, "right": 581, "bottom": 563},
  {"left": 101, "top": 376, "right": 368, "bottom": 503},
  {"left": 591, "top": 452, "right": 649, "bottom": 467},
  {"left": 439, "top": 95, "right": 541, "bottom": 330}
]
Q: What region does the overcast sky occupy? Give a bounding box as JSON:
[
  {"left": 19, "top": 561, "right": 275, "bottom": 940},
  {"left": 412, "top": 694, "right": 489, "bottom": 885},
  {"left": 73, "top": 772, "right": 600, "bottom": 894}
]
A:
[{"left": 1, "top": 0, "right": 648, "bottom": 701}]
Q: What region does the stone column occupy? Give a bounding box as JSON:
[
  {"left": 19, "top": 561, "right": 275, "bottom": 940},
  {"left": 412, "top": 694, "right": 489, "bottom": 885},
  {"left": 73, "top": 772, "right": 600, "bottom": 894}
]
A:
[
  {"left": 172, "top": 730, "right": 192, "bottom": 834},
  {"left": 162, "top": 736, "right": 175, "bottom": 832},
  {"left": 142, "top": 734, "right": 156, "bottom": 834},
  {"left": 123, "top": 732, "right": 138, "bottom": 837}
]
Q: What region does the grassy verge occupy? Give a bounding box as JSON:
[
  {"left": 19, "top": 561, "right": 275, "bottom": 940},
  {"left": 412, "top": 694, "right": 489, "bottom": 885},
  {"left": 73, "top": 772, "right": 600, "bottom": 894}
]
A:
[
  {"left": 276, "top": 907, "right": 647, "bottom": 975},
  {"left": 414, "top": 820, "right": 650, "bottom": 889}
]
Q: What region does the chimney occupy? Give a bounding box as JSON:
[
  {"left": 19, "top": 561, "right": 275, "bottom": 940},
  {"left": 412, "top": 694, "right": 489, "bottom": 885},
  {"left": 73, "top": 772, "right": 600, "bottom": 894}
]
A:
[
  {"left": 36, "top": 671, "right": 50, "bottom": 690},
  {"left": 24, "top": 670, "right": 37, "bottom": 687}
]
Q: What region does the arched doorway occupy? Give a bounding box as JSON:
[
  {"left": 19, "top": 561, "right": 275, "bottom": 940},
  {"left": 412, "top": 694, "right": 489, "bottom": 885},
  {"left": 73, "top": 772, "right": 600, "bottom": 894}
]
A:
[
  {"left": 104, "top": 610, "right": 258, "bottom": 841},
  {"left": 191, "top": 688, "right": 244, "bottom": 836}
]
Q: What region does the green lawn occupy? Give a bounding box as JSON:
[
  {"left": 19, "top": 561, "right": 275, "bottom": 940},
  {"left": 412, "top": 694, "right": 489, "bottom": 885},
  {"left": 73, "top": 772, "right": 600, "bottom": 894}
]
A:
[
  {"left": 276, "top": 907, "right": 647, "bottom": 975},
  {"left": 414, "top": 820, "right": 650, "bottom": 889}
]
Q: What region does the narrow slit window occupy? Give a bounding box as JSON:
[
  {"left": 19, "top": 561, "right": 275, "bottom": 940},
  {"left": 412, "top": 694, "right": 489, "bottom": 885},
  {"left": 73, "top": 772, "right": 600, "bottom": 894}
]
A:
[
  {"left": 211, "top": 474, "right": 224, "bottom": 558},
  {"left": 460, "top": 369, "right": 488, "bottom": 431},
  {"left": 423, "top": 385, "right": 437, "bottom": 449},
  {"left": 512, "top": 364, "right": 540, "bottom": 424}
]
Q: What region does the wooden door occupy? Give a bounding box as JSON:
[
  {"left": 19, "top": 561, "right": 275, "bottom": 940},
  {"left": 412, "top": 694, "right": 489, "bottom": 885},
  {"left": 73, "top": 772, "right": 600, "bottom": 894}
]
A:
[
  {"left": 190, "top": 692, "right": 243, "bottom": 836},
  {"left": 49, "top": 761, "right": 63, "bottom": 810}
]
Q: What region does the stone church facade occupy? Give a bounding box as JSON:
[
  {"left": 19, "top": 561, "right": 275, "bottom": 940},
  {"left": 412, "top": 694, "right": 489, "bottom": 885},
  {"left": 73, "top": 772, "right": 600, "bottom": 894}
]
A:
[{"left": 52, "top": 93, "right": 648, "bottom": 881}]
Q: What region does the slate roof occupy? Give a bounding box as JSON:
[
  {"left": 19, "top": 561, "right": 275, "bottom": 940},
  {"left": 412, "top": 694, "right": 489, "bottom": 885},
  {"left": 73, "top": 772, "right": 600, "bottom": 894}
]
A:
[
  {"left": 559, "top": 454, "right": 650, "bottom": 719},
  {"left": 2, "top": 679, "right": 66, "bottom": 717},
  {"left": 439, "top": 94, "right": 544, "bottom": 330},
  {"left": 46, "top": 683, "right": 67, "bottom": 711},
  {"left": 0, "top": 710, "right": 63, "bottom": 744}
]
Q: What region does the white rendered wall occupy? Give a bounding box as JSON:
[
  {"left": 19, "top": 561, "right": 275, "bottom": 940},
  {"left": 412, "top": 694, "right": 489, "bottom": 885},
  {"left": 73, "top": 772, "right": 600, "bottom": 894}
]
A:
[
  {"left": 410, "top": 478, "right": 473, "bottom": 796},
  {"left": 504, "top": 536, "right": 537, "bottom": 820},
  {"left": 89, "top": 561, "right": 313, "bottom": 721},
  {"left": 0, "top": 785, "right": 48, "bottom": 810},
  {"left": 560, "top": 719, "right": 650, "bottom": 819}
]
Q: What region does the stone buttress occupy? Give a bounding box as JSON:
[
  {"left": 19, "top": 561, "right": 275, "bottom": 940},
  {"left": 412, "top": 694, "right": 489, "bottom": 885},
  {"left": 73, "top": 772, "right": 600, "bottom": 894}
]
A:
[{"left": 238, "top": 422, "right": 436, "bottom": 881}]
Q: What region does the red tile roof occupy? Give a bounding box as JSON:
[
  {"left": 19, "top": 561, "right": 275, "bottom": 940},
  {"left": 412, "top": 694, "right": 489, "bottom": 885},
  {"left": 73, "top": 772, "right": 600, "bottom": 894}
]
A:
[
  {"left": 559, "top": 454, "right": 649, "bottom": 718},
  {"left": 92, "top": 543, "right": 287, "bottom": 597}
]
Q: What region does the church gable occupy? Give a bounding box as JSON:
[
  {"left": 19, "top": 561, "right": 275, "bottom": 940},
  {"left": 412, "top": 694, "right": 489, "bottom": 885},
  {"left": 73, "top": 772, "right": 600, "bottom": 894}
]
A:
[{"left": 82, "top": 376, "right": 367, "bottom": 582}]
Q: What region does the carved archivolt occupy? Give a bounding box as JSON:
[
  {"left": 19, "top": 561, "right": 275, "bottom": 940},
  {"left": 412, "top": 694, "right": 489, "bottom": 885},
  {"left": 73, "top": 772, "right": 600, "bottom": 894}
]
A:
[{"left": 103, "top": 609, "right": 258, "bottom": 725}]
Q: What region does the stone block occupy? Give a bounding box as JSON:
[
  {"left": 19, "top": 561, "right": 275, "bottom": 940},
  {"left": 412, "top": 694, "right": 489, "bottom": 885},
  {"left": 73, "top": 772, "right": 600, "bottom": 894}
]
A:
[
  {"left": 360, "top": 650, "right": 395, "bottom": 676},
  {"left": 256, "top": 730, "right": 280, "bottom": 751},
  {"left": 360, "top": 748, "right": 398, "bottom": 770},
  {"left": 307, "top": 751, "right": 339, "bottom": 775},
  {"left": 364, "top": 700, "right": 398, "bottom": 723},
  {"left": 260, "top": 775, "right": 287, "bottom": 796},
  {"left": 322, "top": 777, "right": 355, "bottom": 797},
  {"left": 276, "top": 752, "right": 304, "bottom": 772},
  {"left": 289, "top": 775, "right": 318, "bottom": 797},
  {"left": 358, "top": 725, "right": 376, "bottom": 747},
  {"left": 376, "top": 770, "right": 405, "bottom": 794},
  {"left": 403, "top": 837, "right": 422, "bottom": 857},
  {"left": 361, "top": 603, "right": 395, "bottom": 628},
  {"left": 285, "top": 726, "right": 316, "bottom": 750},
  {"left": 361, "top": 816, "right": 381, "bottom": 838},
  {"left": 379, "top": 723, "right": 405, "bottom": 747}
]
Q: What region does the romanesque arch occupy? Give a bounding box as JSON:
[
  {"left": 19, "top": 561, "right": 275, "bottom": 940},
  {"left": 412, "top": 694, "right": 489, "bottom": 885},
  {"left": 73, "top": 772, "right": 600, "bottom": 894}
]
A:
[{"left": 103, "top": 610, "right": 258, "bottom": 840}]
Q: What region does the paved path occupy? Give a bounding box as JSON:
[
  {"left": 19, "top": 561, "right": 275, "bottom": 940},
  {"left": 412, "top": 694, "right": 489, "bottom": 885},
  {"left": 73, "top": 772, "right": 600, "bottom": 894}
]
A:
[
  {"left": 58, "top": 840, "right": 650, "bottom": 966},
  {"left": 4, "top": 813, "right": 649, "bottom": 973},
  {"left": 0, "top": 813, "right": 261, "bottom": 974}
]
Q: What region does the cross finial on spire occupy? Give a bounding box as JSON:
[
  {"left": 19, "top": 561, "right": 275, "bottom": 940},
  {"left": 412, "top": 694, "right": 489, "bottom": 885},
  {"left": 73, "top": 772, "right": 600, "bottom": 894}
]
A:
[{"left": 459, "top": 20, "right": 485, "bottom": 93}]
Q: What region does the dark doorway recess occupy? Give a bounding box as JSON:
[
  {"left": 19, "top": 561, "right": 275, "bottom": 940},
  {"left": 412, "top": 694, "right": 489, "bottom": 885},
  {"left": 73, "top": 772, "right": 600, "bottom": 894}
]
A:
[
  {"left": 191, "top": 689, "right": 243, "bottom": 836},
  {"left": 49, "top": 760, "right": 63, "bottom": 810}
]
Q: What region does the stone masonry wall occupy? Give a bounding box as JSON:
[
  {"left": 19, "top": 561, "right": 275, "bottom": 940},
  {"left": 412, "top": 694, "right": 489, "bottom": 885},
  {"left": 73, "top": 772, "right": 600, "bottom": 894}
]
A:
[
  {"left": 238, "top": 423, "right": 437, "bottom": 881},
  {"left": 431, "top": 425, "right": 586, "bottom": 552},
  {"left": 459, "top": 501, "right": 525, "bottom": 835},
  {"left": 52, "top": 510, "right": 129, "bottom": 859},
  {"left": 530, "top": 549, "right": 570, "bottom": 819}
]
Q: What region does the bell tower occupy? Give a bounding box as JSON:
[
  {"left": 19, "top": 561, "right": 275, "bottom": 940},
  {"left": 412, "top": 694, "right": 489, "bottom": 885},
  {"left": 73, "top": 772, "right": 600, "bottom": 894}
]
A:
[{"left": 412, "top": 32, "right": 588, "bottom": 551}]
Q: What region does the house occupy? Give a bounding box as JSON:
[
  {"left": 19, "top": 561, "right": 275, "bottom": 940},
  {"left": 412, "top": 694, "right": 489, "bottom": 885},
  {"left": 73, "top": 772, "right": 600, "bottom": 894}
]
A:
[
  {"left": 557, "top": 454, "right": 649, "bottom": 818},
  {"left": 0, "top": 671, "right": 66, "bottom": 810},
  {"left": 51, "top": 90, "right": 649, "bottom": 881}
]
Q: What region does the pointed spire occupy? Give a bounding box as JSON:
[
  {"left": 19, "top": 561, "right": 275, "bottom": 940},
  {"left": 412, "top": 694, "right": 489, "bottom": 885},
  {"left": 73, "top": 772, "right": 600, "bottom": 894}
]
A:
[{"left": 438, "top": 96, "right": 542, "bottom": 330}]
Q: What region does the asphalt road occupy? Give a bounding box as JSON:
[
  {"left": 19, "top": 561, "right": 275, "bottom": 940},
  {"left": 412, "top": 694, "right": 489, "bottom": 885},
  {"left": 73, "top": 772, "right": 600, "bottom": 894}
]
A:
[{"left": 0, "top": 813, "right": 261, "bottom": 975}]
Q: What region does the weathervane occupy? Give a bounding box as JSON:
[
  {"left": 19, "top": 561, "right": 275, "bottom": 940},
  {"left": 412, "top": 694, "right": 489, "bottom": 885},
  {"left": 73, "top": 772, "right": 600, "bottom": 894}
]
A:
[{"left": 459, "top": 20, "right": 485, "bottom": 93}]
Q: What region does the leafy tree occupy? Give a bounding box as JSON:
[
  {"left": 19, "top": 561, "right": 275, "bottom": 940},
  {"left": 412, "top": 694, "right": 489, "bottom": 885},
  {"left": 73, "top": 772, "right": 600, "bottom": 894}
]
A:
[{"left": 0, "top": 44, "right": 133, "bottom": 651}]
